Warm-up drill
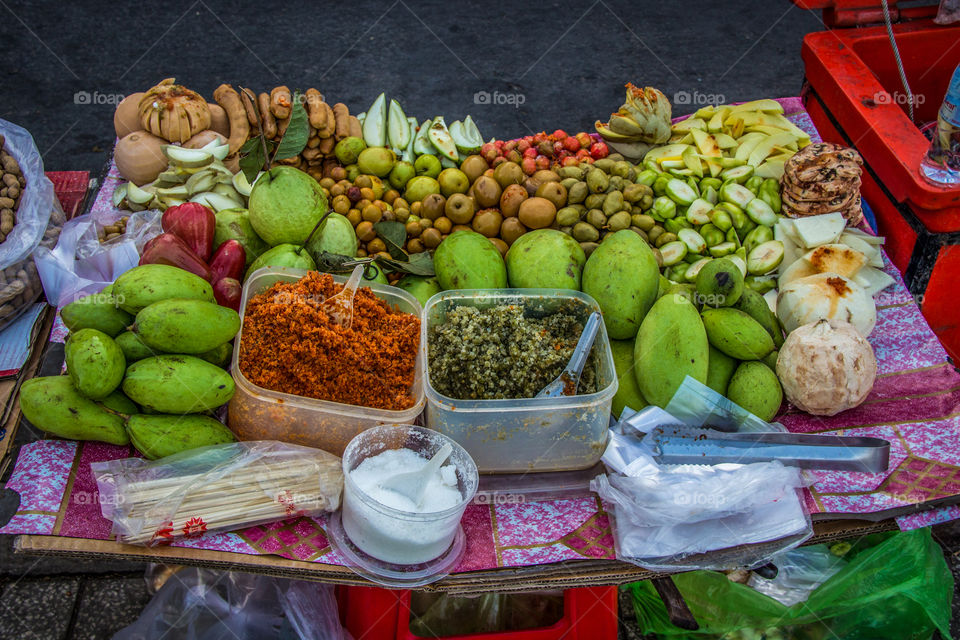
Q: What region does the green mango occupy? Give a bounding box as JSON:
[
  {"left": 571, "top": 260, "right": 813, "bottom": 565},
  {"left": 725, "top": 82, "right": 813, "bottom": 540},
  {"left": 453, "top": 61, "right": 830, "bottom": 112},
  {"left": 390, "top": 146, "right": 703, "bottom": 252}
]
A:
[
  {"left": 20, "top": 376, "right": 129, "bottom": 445},
  {"left": 101, "top": 389, "right": 139, "bottom": 415},
  {"left": 214, "top": 208, "right": 269, "bottom": 266},
  {"left": 134, "top": 299, "right": 240, "bottom": 354},
  {"left": 610, "top": 339, "right": 647, "bottom": 418},
  {"left": 705, "top": 345, "right": 738, "bottom": 396},
  {"left": 656, "top": 274, "right": 671, "bottom": 298},
  {"left": 199, "top": 342, "right": 233, "bottom": 368},
  {"left": 433, "top": 230, "right": 507, "bottom": 290},
  {"left": 123, "top": 355, "right": 235, "bottom": 413},
  {"left": 245, "top": 244, "right": 317, "bottom": 280},
  {"left": 115, "top": 331, "right": 159, "bottom": 363},
  {"left": 126, "top": 414, "right": 236, "bottom": 460},
  {"left": 65, "top": 329, "right": 125, "bottom": 399},
  {"left": 634, "top": 293, "right": 709, "bottom": 407},
  {"left": 60, "top": 294, "right": 132, "bottom": 337},
  {"left": 305, "top": 212, "right": 359, "bottom": 260},
  {"left": 762, "top": 349, "right": 779, "bottom": 371},
  {"left": 726, "top": 361, "right": 782, "bottom": 422},
  {"left": 733, "top": 288, "right": 784, "bottom": 348},
  {"left": 701, "top": 307, "right": 775, "bottom": 360},
  {"left": 113, "top": 264, "right": 214, "bottom": 314},
  {"left": 582, "top": 230, "right": 660, "bottom": 340},
  {"left": 505, "top": 229, "right": 586, "bottom": 290},
  {"left": 395, "top": 275, "right": 441, "bottom": 307}
]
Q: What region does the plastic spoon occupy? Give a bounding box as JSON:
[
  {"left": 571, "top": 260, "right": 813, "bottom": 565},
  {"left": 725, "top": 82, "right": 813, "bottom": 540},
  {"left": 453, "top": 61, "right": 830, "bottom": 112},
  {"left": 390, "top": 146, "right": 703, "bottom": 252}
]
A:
[
  {"left": 321, "top": 264, "right": 364, "bottom": 329},
  {"left": 535, "top": 311, "right": 602, "bottom": 398},
  {"left": 381, "top": 443, "right": 453, "bottom": 509}
]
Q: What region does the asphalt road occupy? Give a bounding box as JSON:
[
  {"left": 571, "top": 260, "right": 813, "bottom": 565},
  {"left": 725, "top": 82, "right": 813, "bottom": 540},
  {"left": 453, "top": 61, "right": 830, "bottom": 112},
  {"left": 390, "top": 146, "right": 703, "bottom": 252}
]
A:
[{"left": 1, "top": 1, "right": 957, "bottom": 638}]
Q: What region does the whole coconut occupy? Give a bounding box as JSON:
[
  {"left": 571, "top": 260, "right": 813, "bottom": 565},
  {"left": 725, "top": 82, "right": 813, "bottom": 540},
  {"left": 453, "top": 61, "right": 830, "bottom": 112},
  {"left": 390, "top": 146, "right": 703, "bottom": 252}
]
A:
[{"left": 776, "top": 319, "right": 876, "bottom": 416}]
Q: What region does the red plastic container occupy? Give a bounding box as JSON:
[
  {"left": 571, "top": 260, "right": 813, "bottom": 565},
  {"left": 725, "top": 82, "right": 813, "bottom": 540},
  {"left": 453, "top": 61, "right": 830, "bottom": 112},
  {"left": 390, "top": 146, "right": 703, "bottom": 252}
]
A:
[
  {"left": 338, "top": 585, "right": 618, "bottom": 640},
  {"left": 796, "top": 0, "right": 960, "bottom": 359}
]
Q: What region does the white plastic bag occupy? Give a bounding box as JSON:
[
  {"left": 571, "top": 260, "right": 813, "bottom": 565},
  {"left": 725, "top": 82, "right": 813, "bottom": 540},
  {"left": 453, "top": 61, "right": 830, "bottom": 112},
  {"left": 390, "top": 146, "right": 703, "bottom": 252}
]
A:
[
  {"left": 33, "top": 209, "right": 161, "bottom": 307},
  {"left": 0, "top": 119, "right": 54, "bottom": 269},
  {"left": 113, "top": 567, "right": 351, "bottom": 640}
]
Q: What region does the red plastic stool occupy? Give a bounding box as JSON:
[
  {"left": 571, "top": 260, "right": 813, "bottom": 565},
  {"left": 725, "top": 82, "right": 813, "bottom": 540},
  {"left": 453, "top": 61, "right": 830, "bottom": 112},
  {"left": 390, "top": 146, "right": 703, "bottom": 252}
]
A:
[{"left": 338, "top": 585, "right": 619, "bottom": 640}]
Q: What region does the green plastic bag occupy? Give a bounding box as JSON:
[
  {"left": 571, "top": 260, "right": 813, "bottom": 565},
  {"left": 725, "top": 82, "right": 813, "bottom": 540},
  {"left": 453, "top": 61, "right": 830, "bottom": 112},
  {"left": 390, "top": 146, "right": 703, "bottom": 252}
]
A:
[{"left": 627, "top": 528, "right": 953, "bottom": 640}]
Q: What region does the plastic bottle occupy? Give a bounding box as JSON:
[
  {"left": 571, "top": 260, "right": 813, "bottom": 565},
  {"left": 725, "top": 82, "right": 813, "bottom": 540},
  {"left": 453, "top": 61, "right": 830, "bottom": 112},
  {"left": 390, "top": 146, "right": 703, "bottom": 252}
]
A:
[{"left": 921, "top": 63, "right": 960, "bottom": 186}]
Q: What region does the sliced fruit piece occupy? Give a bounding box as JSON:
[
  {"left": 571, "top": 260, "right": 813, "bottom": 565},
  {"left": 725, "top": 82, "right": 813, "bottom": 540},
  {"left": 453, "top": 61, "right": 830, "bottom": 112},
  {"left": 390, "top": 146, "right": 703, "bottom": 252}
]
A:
[
  {"left": 362, "top": 92, "right": 387, "bottom": 147},
  {"left": 450, "top": 117, "right": 483, "bottom": 155},
  {"left": 745, "top": 198, "right": 777, "bottom": 226},
  {"left": 671, "top": 117, "right": 707, "bottom": 133},
  {"left": 462, "top": 116, "right": 484, "bottom": 152},
  {"left": 156, "top": 184, "right": 190, "bottom": 199},
  {"left": 790, "top": 212, "right": 845, "bottom": 248},
  {"left": 774, "top": 219, "right": 801, "bottom": 272},
  {"left": 852, "top": 266, "right": 896, "bottom": 296},
  {"left": 594, "top": 120, "right": 639, "bottom": 142},
  {"left": 678, "top": 228, "right": 707, "bottom": 254},
  {"left": 190, "top": 191, "right": 243, "bottom": 212},
  {"left": 728, "top": 99, "right": 784, "bottom": 115},
  {"left": 665, "top": 179, "right": 698, "bottom": 206},
  {"left": 232, "top": 170, "right": 260, "bottom": 197},
  {"left": 185, "top": 170, "right": 218, "bottom": 195},
  {"left": 719, "top": 182, "right": 755, "bottom": 208},
  {"left": 748, "top": 131, "right": 801, "bottom": 167},
  {"left": 691, "top": 129, "right": 722, "bottom": 158},
  {"left": 713, "top": 132, "right": 738, "bottom": 149},
  {"left": 607, "top": 140, "right": 652, "bottom": 160},
  {"left": 733, "top": 133, "right": 768, "bottom": 162},
  {"left": 125, "top": 181, "right": 155, "bottom": 204},
  {"left": 802, "top": 244, "right": 867, "bottom": 278},
  {"left": 162, "top": 146, "right": 214, "bottom": 168},
  {"left": 659, "top": 240, "right": 688, "bottom": 266},
  {"left": 694, "top": 106, "right": 717, "bottom": 119},
  {"left": 644, "top": 144, "right": 693, "bottom": 168},
  {"left": 387, "top": 99, "right": 410, "bottom": 151},
  {"left": 720, "top": 165, "right": 754, "bottom": 183},
  {"left": 403, "top": 117, "right": 418, "bottom": 162},
  {"left": 686, "top": 199, "right": 713, "bottom": 225},
  {"left": 681, "top": 146, "right": 703, "bottom": 178},
  {"left": 707, "top": 107, "right": 730, "bottom": 133},
  {"left": 708, "top": 241, "right": 737, "bottom": 257},
  {"left": 428, "top": 116, "right": 459, "bottom": 162},
  {"left": 685, "top": 257, "right": 712, "bottom": 280},
  {"left": 413, "top": 118, "right": 433, "bottom": 156},
  {"left": 747, "top": 240, "right": 784, "bottom": 275},
  {"left": 755, "top": 160, "right": 786, "bottom": 179},
  {"left": 113, "top": 183, "right": 128, "bottom": 208},
  {"left": 840, "top": 232, "right": 884, "bottom": 268}
]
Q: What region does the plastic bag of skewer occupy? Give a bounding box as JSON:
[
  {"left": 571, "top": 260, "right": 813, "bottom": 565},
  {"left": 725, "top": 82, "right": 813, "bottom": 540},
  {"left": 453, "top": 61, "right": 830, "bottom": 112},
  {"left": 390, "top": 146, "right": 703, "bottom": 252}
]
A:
[{"left": 92, "top": 440, "right": 344, "bottom": 546}]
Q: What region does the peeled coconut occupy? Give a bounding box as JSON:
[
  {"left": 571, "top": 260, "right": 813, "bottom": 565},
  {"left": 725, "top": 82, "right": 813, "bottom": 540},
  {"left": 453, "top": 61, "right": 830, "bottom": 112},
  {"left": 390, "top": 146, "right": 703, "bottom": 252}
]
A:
[
  {"left": 777, "top": 272, "right": 876, "bottom": 337},
  {"left": 113, "top": 130, "right": 168, "bottom": 185},
  {"left": 776, "top": 319, "right": 876, "bottom": 416}
]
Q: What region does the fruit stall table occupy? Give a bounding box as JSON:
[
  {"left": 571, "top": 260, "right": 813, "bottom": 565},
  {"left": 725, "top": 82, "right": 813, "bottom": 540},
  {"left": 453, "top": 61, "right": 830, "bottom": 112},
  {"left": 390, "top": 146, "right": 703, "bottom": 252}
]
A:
[{"left": 3, "top": 99, "right": 960, "bottom": 592}]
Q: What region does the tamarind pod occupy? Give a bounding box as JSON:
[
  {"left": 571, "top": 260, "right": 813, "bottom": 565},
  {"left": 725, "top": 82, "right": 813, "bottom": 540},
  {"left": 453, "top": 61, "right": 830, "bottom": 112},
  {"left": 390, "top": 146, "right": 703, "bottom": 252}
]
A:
[{"left": 257, "top": 93, "right": 277, "bottom": 139}]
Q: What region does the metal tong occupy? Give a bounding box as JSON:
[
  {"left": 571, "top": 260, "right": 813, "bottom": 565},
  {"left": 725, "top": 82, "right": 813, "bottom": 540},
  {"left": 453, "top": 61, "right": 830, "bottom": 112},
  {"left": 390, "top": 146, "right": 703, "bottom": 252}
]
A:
[{"left": 648, "top": 426, "right": 890, "bottom": 472}]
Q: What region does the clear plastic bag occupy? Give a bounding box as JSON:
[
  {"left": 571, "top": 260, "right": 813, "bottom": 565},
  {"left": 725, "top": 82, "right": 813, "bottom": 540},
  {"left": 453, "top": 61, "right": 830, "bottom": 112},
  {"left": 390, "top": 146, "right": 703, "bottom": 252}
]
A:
[
  {"left": 0, "top": 119, "right": 55, "bottom": 269},
  {"left": 595, "top": 385, "right": 811, "bottom": 572},
  {"left": 33, "top": 208, "right": 161, "bottom": 307},
  {"left": 0, "top": 119, "right": 66, "bottom": 331},
  {"left": 747, "top": 544, "right": 847, "bottom": 606},
  {"left": 936, "top": 0, "right": 960, "bottom": 24},
  {"left": 92, "top": 441, "right": 343, "bottom": 546},
  {"left": 113, "top": 566, "right": 351, "bottom": 640}
]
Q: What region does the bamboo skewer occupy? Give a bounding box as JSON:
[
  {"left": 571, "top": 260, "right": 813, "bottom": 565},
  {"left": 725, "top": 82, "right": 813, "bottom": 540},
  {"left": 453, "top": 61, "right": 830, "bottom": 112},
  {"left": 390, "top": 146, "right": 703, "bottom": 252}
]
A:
[{"left": 99, "top": 446, "right": 343, "bottom": 546}]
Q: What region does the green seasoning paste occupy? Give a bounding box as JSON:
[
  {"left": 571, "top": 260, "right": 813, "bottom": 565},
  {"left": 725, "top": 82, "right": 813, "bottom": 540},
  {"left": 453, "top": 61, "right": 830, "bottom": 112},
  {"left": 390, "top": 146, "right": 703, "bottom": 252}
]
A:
[{"left": 427, "top": 304, "right": 599, "bottom": 400}]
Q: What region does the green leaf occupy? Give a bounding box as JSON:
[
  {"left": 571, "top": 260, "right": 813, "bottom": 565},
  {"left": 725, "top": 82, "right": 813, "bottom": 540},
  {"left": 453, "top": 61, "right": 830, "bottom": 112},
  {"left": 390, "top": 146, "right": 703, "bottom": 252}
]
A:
[
  {"left": 274, "top": 90, "right": 310, "bottom": 161},
  {"left": 239, "top": 142, "right": 266, "bottom": 185},
  {"left": 377, "top": 251, "right": 434, "bottom": 276},
  {"left": 239, "top": 137, "right": 260, "bottom": 154},
  {"left": 373, "top": 221, "right": 408, "bottom": 261}
]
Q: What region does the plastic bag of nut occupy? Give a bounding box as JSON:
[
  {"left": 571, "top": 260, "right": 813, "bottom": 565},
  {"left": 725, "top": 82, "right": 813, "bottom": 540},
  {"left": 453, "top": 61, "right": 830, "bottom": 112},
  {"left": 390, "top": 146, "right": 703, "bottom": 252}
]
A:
[{"left": 0, "top": 119, "right": 65, "bottom": 331}]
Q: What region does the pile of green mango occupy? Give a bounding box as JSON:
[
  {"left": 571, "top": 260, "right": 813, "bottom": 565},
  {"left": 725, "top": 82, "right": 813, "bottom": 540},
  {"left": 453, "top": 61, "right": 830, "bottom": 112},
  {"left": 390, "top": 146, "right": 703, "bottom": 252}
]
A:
[{"left": 22, "top": 264, "right": 240, "bottom": 459}]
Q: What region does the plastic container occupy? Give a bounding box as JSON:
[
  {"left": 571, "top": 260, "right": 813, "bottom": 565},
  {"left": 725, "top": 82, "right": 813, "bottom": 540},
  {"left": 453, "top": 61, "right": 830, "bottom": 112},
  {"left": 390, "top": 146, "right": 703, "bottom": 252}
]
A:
[
  {"left": 340, "top": 425, "right": 478, "bottom": 566},
  {"left": 337, "top": 585, "right": 619, "bottom": 640},
  {"left": 227, "top": 267, "right": 425, "bottom": 456},
  {"left": 422, "top": 289, "right": 617, "bottom": 474}
]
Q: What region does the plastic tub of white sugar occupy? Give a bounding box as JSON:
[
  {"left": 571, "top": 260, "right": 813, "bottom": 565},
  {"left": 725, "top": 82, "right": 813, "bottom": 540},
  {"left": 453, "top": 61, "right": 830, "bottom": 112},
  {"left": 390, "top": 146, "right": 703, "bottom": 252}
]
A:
[{"left": 340, "top": 425, "right": 478, "bottom": 565}]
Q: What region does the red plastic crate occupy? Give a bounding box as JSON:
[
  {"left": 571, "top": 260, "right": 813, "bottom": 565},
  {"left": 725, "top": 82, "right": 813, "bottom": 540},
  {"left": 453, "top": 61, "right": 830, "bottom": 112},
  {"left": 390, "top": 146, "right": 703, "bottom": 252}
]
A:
[{"left": 338, "top": 585, "right": 618, "bottom": 640}]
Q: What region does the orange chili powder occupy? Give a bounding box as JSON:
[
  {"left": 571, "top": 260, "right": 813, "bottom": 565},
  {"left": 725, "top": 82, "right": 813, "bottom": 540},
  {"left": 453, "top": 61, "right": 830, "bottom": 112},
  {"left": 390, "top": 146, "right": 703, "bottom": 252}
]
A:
[{"left": 238, "top": 272, "right": 420, "bottom": 411}]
